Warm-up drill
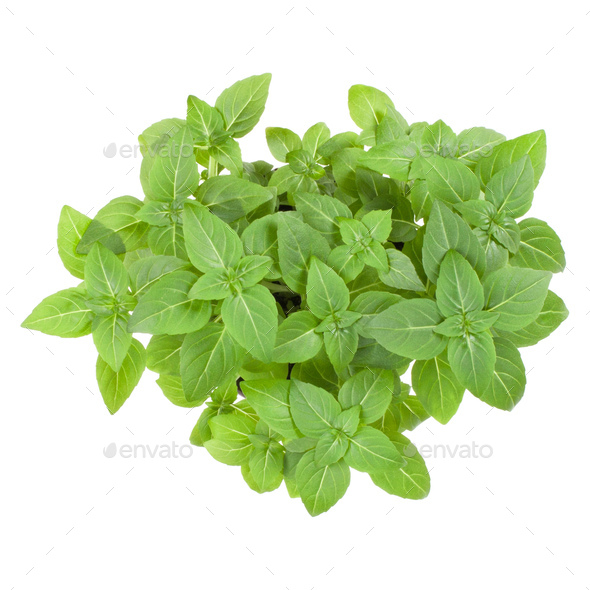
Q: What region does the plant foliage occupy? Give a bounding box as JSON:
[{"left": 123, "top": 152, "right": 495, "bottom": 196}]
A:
[{"left": 24, "top": 74, "right": 568, "bottom": 515}]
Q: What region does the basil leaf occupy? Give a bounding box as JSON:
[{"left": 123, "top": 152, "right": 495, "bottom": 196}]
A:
[
  {"left": 221, "top": 284, "right": 278, "bottom": 363},
  {"left": 457, "top": 127, "right": 506, "bottom": 168},
  {"left": 436, "top": 250, "right": 484, "bottom": 317},
  {"left": 378, "top": 248, "right": 425, "bottom": 292},
  {"left": 240, "top": 379, "right": 298, "bottom": 439},
  {"left": 315, "top": 431, "right": 349, "bottom": 467},
  {"left": 293, "top": 192, "right": 352, "bottom": 247},
  {"left": 472, "top": 338, "right": 526, "bottom": 410},
  {"left": 302, "top": 122, "right": 330, "bottom": 158},
  {"left": 476, "top": 130, "right": 546, "bottom": 189},
  {"left": 180, "top": 324, "right": 244, "bottom": 404},
  {"left": 205, "top": 413, "right": 256, "bottom": 465},
  {"left": 22, "top": 285, "right": 94, "bottom": 338},
  {"left": 273, "top": 311, "right": 323, "bottom": 363},
  {"left": 345, "top": 426, "right": 406, "bottom": 473},
  {"left": 148, "top": 126, "right": 200, "bottom": 202},
  {"left": 370, "top": 432, "right": 430, "bottom": 499},
  {"left": 146, "top": 334, "right": 183, "bottom": 376},
  {"left": 96, "top": 338, "right": 146, "bottom": 414},
  {"left": 485, "top": 155, "right": 534, "bottom": 218},
  {"left": 147, "top": 223, "right": 188, "bottom": 260},
  {"left": 215, "top": 73, "right": 272, "bottom": 138},
  {"left": 289, "top": 379, "right": 342, "bottom": 438},
  {"left": 510, "top": 218, "right": 566, "bottom": 273},
  {"left": 266, "top": 127, "right": 302, "bottom": 162},
  {"left": 248, "top": 445, "right": 284, "bottom": 492},
  {"left": 491, "top": 216, "right": 520, "bottom": 254},
  {"left": 423, "top": 201, "right": 486, "bottom": 283},
  {"left": 366, "top": 298, "right": 448, "bottom": 360},
  {"left": 338, "top": 368, "right": 395, "bottom": 423},
  {"left": 128, "top": 255, "right": 190, "bottom": 296},
  {"left": 209, "top": 138, "right": 243, "bottom": 177},
  {"left": 85, "top": 243, "right": 129, "bottom": 300},
  {"left": 277, "top": 213, "right": 330, "bottom": 294},
  {"left": 324, "top": 326, "right": 359, "bottom": 372},
  {"left": 359, "top": 139, "right": 418, "bottom": 181},
  {"left": 483, "top": 266, "right": 551, "bottom": 331},
  {"left": 447, "top": 331, "right": 496, "bottom": 395},
  {"left": 421, "top": 120, "right": 458, "bottom": 158},
  {"left": 128, "top": 271, "right": 210, "bottom": 335},
  {"left": 306, "top": 257, "right": 350, "bottom": 320},
  {"left": 241, "top": 214, "right": 281, "bottom": 279},
  {"left": 348, "top": 84, "right": 394, "bottom": 129},
  {"left": 412, "top": 351, "right": 465, "bottom": 424},
  {"left": 92, "top": 313, "right": 132, "bottom": 372},
  {"left": 196, "top": 176, "right": 274, "bottom": 223},
  {"left": 290, "top": 348, "right": 339, "bottom": 394},
  {"left": 186, "top": 94, "right": 225, "bottom": 147},
  {"left": 57, "top": 205, "right": 92, "bottom": 279},
  {"left": 77, "top": 196, "right": 148, "bottom": 255},
  {"left": 156, "top": 374, "right": 201, "bottom": 408},
  {"left": 296, "top": 450, "right": 350, "bottom": 516},
  {"left": 184, "top": 202, "right": 243, "bottom": 272}
]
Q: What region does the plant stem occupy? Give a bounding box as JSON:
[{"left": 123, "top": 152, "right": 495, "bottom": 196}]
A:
[{"left": 208, "top": 155, "right": 218, "bottom": 178}]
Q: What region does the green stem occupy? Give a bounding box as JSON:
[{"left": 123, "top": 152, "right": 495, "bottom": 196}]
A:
[{"left": 208, "top": 154, "right": 218, "bottom": 178}]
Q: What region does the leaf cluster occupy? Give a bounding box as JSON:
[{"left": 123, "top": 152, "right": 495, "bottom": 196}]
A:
[{"left": 24, "top": 75, "right": 568, "bottom": 515}]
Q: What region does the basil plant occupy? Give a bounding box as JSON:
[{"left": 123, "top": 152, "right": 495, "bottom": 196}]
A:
[{"left": 23, "top": 74, "right": 568, "bottom": 516}]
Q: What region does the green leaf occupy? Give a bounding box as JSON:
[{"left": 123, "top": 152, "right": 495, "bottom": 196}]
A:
[
  {"left": 433, "top": 315, "right": 465, "bottom": 338},
  {"left": 345, "top": 426, "right": 405, "bottom": 473},
  {"left": 306, "top": 257, "right": 350, "bottom": 320},
  {"left": 491, "top": 216, "right": 520, "bottom": 254},
  {"left": 464, "top": 310, "right": 500, "bottom": 333},
  {"left": 277, "top": 213, "right": 330, "bottom": 294},
  {"left": 327, "top": 245, "right": 364, "bottom": 283},
  {"left": 85, "top": 243, "right": 129, "bottom": 300},
  {"left": 22, "top": 285, "right": 94, "bottom": 337},
  {"left": 331, "top": 148, "right": 364, "bottom": 194},
  {"left": 57, "top": 205, "right": 92, "bottom": 279},
  {"left": 209, "top": 138, "right": 243, "bottom": 176},
  {"left": 266, "top": 127, "right": 302, "bottom": 162},
  {"left": 485, "top": 156, "right": 534, "bottom": 218},
  {"left": 273, "top": 311, "right": 323, "bottom": 363},
  {"left": 221, "top": 284, "right": 278, "bottom": 363},
  {"left": 473, "top": 338, "right": 526, "bottom": 410},
  {"left": 205, "top": 413, "right": 256, "bottom": 465},
  {"left": 420, "top": 120, "right": 458, "bottom": 157},
  {"left": 376, "top": 114, "right": 409, "bottom": 143},
  {"left": 290, "top": 348, "right": 339, "bottom": 394},
  {"left": 333, "top": 405, "right": 361, "bottom": 436},
  {"left": 349, "top": 291, "right": 402, "bottom": 337},
  {"left": 147, "top": 223, "right": 187, "bottom": 260},
  {"left": 148, "top": 126, "right": 200, "bottom": 202},
  {"left": 302, "top": 122, "right": 330, "bottom": 158},
  {"left": 196, "top": 176, "right": 274, "bottom": 224},
  {"left": 457, "top": 127, "right": 506, "bottom": 168},
  {"left": 293, "top": 193, "right": 352, "bottom": 247},
  {"left": 447, "top": 331, "right": 496, "bottom": 395},
  {"left": 510, "top": 218, "right": 566, "bottom": 273},
  {"left": 483, "top": 266, "right": 551, "bottom": 331},
  {"left": 156, "top": 374, "right": 201, "bottom": 408},
  {"left": 416, "top": 154, "right": 479, "bottom": 205},
  {"left": 378, "top": 248, "right": 425, "bottom": 292},
  {"left": 338, "top": 369, "right": 395, "bottom": 423},
  {"left": 315, "top": 431, "right": 349, "bottom": 467},
  {"left": 215, "top": 73, "right": 272, "bottom": 138},
  {"left": 146, "top": 334, "right": 183, "bottom": 375},
  {"left": 289, "top": 379, "right": 342, "bottom": 438},
  {"left": 422, "top": 201, "right": 486, "bottom": 283},
  {"left": 296, "top": 450, "right": 350, "bottom": 516},
  {"left": 436, "top": 250, "right": 484, "bottom": 317},
  {"left": 183, "top": 202, "right": 243, "bottom": 272},
  {"left": 128, "top": 255, "right": 191, "bottom": 296},
  {"left": 135, "top": 201, "right": 175, "bottom": 226},
  {"left": 495, "top": 290, "right": 568, "bottom": 347},
  {"left": 128, "top": 271, "right": 210, "bottom": 335},
  {"left": 186, "top": 94, "right": 225, "bottom": 147},
  {"left": 361, "top": 209, "right": 392, "bottom": 243},
  {"left": 476, "top": 130, "right": 546, "bottom": 189},
  {"left": 241, "top": 214, "right": 281, "bottom": 279},
  {"left": 180, "top": 324, "right": 244, "bottom": 404},
  {"left": 92, "top": 313, "right": 132, "bottom": 372},
  {"left": 241, "top": 379, "right": 298, "bottom": 439},
  {"left": 454, "top": 200, "right": 497, "bottom": 228},
  {"left": 248, "top": 445, "right": 284, "bottom": 492},
  {"left": 366, "top": 298, "right": 448, "bottom": 360},
  {"left": 268, "top": 165, "right": 318, "bottom": 197},
  {"left": 77, "top": 196, "right": 148, "bottom": 255},
  {"left": 412, "top": 351, "right": 465, "bottom": 424},
  {"left": 96, "top": 338, "right": 146, "bottom": 414},
  {"left": 324, "top": 326, "right": 358, "bottom": 373},
  {"left": 370, "top": 432, "right": 430, "bottom": 499},
  {"left": 359, "top": 139, "right": 418, "bottom": 181},
  {"left": 234, "top": 255, "right": 272, "bottom": 288},
  {"left": 348, "top": 84, "right": 394, "bottom": 129}
]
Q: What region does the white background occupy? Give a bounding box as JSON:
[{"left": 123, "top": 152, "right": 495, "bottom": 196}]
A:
[{"left": 1, "top": 1, "right": 589, "bottom": 588}]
